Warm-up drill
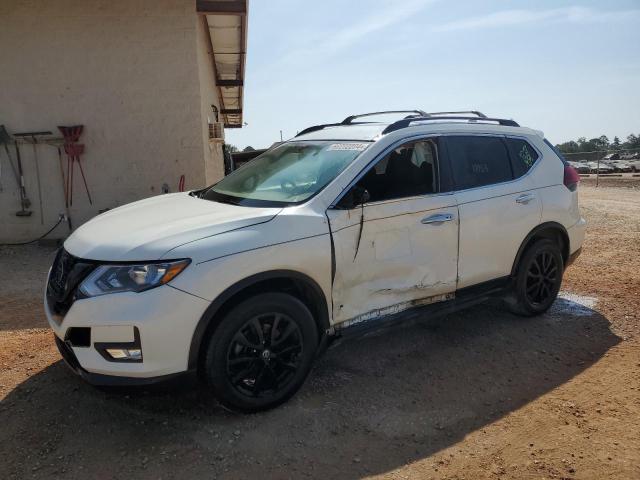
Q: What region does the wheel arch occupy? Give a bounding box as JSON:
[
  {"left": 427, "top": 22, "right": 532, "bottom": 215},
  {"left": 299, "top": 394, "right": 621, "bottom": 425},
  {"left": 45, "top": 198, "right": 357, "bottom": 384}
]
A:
[
  {"left": 188, "top": 270, "right": 330, "bottom": 372},
  {"left": 510, "top": 222, "right": 570, "bottom": 276}
]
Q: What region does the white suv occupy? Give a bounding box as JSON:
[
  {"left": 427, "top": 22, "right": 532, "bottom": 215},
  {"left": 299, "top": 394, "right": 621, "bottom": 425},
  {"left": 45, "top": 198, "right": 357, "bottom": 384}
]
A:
[{"left": 45, "top": 110, "right": 586, "bottom": 411}]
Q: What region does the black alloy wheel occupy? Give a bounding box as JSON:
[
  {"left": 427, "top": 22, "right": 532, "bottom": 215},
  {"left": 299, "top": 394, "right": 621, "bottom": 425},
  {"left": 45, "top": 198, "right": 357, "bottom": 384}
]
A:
[
  {"left": 204, "top": 292, "right": 318, "bottom": 412},
  {"left": 226, "top": 312, "right": 303, "bottom": 398},
  {"left": 524, "top": 250, "right": 559, "bottom": 306},
  {"left": 508, "top": 239, "right": 564, "bottom": 316}
]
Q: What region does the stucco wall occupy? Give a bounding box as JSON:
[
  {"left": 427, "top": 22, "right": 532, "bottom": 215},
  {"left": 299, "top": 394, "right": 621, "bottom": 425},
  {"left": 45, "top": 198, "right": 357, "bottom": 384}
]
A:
[{"left": 0, "top": 0, "right": 220, "bottom": 242}]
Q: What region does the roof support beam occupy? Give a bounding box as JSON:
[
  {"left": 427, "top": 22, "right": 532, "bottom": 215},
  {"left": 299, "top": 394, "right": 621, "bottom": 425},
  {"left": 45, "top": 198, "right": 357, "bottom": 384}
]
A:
[
  {"left": 216, "top": 79, "right": 243, "bottom": 87},
  {"left": 197, "top": 0, "right": 246, "bottom": 15},
  {"left": 201, "top": 15, "right": 227, "bottom": 124}
]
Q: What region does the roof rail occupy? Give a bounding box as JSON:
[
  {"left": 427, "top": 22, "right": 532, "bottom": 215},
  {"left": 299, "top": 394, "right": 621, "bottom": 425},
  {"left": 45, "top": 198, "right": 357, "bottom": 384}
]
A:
[
  {"left": 296, "top": 123, "right": 344, "bottom": 137},
  {"left": 341, "top": 110, "right": 428, "bottom": 124},
  {"left": 381, "top": 116, "right": 519, "bottom": 134},
  {"left": 296, "top": 110, "right": 428, "bottom": 137},
  {"left": 427, "top": 110, "right": 487, "bottom": 118},
  {"left": 295, "top": 110, "right": 519, "bottom": 138}
]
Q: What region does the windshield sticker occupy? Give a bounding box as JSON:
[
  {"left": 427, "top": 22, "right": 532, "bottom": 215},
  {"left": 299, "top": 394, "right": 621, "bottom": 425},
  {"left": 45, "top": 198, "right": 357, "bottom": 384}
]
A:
[{"left": 328, "top": 143, "right": 368, "bottom": 151}]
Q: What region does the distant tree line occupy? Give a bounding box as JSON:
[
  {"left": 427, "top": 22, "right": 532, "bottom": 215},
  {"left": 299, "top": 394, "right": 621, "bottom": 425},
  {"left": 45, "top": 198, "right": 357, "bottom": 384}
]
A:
[{"left": 556, "top": 133, "right": 640, "bottom": 154}]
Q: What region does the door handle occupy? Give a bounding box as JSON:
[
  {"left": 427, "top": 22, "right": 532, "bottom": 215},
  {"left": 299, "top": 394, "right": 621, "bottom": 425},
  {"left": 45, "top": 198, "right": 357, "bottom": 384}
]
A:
[
  {"left": 421, "top": 213, "right": 454, "bottom": 225},
  {"left": 515, "top": 193, "right": 535, "bottom": 204}
]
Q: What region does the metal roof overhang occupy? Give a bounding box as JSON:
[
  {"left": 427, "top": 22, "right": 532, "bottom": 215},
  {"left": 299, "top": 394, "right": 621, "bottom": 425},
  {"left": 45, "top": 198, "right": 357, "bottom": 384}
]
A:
[{"left": 197, "top": 0, "right": 248, "bottom": 128}]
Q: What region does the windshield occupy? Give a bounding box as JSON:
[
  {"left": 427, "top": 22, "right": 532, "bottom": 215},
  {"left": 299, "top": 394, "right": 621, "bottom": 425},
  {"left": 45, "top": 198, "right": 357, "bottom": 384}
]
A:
[{"left": 202, "top": 141, "right": 369, "bottom": 206}]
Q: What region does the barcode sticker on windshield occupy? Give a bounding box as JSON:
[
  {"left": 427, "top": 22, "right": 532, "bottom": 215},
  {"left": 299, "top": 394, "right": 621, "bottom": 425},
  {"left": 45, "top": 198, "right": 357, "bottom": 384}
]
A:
[{"left": 328, "top": 143, "right": 368, "bottom": 151}]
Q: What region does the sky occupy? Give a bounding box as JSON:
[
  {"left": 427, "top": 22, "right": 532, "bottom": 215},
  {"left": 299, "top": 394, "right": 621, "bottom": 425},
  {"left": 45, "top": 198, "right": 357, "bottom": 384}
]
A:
[{"left": 226, "top": 0, "right": 640, "bottom": 149}]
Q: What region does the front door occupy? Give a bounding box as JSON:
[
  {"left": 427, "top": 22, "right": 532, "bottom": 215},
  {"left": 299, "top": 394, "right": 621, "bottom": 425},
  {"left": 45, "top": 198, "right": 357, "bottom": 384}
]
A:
[{"left": 327, "top": 138, "right": 459, "bottom": 327}]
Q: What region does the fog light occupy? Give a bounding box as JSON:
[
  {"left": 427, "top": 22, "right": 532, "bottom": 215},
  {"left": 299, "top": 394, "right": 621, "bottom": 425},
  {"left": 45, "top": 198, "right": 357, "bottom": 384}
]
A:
[
  {"left": 95, "top": 327, "right": 143, "bottom": 363},
  {"left": 105, "top": 348, "right": 142, "bottom": 361}
]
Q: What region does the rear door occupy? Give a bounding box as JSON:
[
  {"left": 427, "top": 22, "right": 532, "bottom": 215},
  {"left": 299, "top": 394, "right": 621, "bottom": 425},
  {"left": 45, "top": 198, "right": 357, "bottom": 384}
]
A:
[
  {"left": 443, "top": 135, "right": 541, "bottom": 288},
  {"left": 327, "top": 137, "right": 459, "bottom": 327}
]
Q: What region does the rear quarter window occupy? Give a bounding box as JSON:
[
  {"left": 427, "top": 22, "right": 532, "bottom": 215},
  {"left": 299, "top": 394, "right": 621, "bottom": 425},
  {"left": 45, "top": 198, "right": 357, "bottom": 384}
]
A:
[{"left": 505, "top": 138, "right": 539, "bottom": 178}]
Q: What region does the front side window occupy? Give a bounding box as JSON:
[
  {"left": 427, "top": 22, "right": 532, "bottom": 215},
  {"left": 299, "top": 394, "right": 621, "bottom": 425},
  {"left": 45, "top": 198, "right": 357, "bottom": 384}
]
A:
[
  {"left": 506, "top": 138, "right": 539, "bottom": 178},
  {"left": 352, "top": 139, "right": 439, "bottom": 203},
  {"left": 202, "top": 141, "right": 369, "bottom": 206},
  {"left": 446, "top": 136, "right": 512, "bottom": 190}
]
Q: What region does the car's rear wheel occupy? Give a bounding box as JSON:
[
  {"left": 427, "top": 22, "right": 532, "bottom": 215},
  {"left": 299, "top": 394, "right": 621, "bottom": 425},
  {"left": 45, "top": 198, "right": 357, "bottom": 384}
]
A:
[
  {"left": 507, "top": 239, "right": 564, "bottom": 316},
  {"left": 204, "top": 293, "right": 318, "bottom": 412}
]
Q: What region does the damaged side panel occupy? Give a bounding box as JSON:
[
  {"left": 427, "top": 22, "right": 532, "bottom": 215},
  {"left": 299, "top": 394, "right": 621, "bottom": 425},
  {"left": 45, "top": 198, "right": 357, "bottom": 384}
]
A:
[
  {"left": 339, "top": 292, "right": 456, "bottom": 330},
  {"left": 326, "top": 194, "right": 459, "bottom": 326}
]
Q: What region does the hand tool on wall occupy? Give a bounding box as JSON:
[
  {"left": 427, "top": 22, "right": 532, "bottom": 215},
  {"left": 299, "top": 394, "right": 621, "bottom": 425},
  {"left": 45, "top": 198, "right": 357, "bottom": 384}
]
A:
[
  {"left": 64, "top": 143, "right": 92, "bottom": 205},
  {"left": 0, "top": 129, "right": 3, "bottom": 192},
  {"left": 15, "top": 131, "right": 53, "bottom": 224},
  {"left": 13, "top": 140, "right": 33, "bottom": 216},
  {"left": 58, "top": 125, "right": 92, "bottom": 206},
  {"left": 0, "top": 126, "right": 21, "bottom": 198},
  {"left": 0, "top": 126, "right": 33, "bottom": 217},
  {"left": 0, "top": 136, "right": 3, "bottom": 192},
  {"left": 58, "top": 125, "right": 83, "bottom": 143},
  {"left": 56, "top": 146, "right": 73, "bottom": 231}
]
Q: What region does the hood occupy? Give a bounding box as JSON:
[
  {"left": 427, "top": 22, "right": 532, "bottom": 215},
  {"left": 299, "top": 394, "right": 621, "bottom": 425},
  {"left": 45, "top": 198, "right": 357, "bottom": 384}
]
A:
[{"left": 64, "top": 193, "right": 281, "bottom": 261}]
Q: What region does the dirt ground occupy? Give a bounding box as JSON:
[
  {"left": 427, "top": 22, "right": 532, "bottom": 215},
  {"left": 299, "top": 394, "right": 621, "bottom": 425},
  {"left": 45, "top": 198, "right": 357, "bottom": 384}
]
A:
[{"left": 1, "top": 184, "right": 639, "bottom": 480}]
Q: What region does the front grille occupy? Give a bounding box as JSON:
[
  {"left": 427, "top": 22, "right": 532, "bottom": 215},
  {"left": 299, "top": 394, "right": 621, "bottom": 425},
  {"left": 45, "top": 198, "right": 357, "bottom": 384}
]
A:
[{"left": 47, "top": 249, "right": 95, "bottom": 318}]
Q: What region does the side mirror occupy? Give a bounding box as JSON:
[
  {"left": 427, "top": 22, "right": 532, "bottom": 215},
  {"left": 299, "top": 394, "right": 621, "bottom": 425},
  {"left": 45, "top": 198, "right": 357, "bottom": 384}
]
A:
[{"left": 337, "top": 185, "right": 370, "bottom": 209}]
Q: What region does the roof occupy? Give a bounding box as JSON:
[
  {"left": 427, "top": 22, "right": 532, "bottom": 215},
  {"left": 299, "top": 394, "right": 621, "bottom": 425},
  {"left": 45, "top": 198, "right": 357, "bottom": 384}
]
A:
[{"left": 198, "top": 0, "right": 249, "bottom": 128}]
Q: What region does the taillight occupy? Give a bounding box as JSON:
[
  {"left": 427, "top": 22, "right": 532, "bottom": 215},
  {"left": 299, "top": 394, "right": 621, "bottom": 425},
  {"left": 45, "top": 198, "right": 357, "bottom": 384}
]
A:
[{"left": 563, "top": 164, "right": 580, "bottom": 191}]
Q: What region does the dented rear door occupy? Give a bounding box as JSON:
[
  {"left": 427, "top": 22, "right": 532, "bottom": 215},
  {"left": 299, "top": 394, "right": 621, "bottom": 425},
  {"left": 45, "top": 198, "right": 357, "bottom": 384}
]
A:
[{"left": 327, "top": 193, "right": 459, "bottom": 327}]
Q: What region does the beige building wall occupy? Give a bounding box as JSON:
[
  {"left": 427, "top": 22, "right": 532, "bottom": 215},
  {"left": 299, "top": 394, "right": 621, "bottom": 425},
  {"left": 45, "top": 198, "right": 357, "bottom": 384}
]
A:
[{"left": 0, "top": 0, "right": 223, "bottom": 242}]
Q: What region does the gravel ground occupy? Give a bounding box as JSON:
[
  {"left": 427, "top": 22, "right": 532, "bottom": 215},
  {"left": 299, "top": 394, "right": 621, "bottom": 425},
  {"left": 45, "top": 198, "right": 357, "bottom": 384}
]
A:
[{"left": 0, "top": 184, "right": 639, "bottom": 480}]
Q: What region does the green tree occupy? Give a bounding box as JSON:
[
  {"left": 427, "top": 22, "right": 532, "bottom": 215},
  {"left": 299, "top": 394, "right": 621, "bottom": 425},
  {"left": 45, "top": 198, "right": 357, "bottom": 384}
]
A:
[
  {"left": 612, "top": 136, "right": 621, "bottom": 151},
  {"left": 598, "top": 135, "right": 610, "bottom": 150},
  {"left": 556, "top": 140, "right": 580, "bottom": 154},
  {"left": 589, "top": 136, "right": 609, "bottom": 151},
  {"left": 625, "top": 134, "right": 640, "bottom": 149},
  {"left": 557, "top": 133, "right": 640, "bottom": 154}
]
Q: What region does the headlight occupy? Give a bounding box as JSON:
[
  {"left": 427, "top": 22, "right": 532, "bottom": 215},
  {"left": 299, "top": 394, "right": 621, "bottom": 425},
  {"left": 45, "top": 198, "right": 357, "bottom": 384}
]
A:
[{"left": 78, "top": 259, "right": 190, "bottom": 298}]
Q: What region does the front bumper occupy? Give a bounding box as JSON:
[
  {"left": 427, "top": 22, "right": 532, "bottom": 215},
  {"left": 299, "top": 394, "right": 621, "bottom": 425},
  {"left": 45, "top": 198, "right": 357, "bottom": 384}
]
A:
[
  {"left": 54, "top": 335, "right": 196, "bottom": 386},
  {"left": 45, "top": 282, "right": 210, "bottom": 379}
]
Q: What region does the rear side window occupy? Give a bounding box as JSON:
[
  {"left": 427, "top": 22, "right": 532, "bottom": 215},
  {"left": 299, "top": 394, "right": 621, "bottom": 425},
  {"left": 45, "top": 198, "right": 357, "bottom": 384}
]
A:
[
  {"left": 505, "top": 138, "right": 539, "bottom": 178},
  {"left": 446, "top": 136, "right": 513, "bottom": 190}
]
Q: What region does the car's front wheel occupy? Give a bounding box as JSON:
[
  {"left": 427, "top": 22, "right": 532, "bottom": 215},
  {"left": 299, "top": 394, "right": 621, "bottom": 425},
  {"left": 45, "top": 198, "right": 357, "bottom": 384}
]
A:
[
  {"left": 507, "top": 239, "right": 564, "bottom": 316},
  {"left": 204, "top": 293, "right": 318, "bottom": 412}
]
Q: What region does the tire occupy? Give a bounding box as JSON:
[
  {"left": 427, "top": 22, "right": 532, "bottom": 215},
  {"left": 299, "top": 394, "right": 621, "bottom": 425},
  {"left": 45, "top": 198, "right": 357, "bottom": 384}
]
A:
[
  {"left": 507, "top": 239, "right": 564, "bottom": 317},
  {"left": 204, "top": 292, "right": 318, "bottom": 412}
]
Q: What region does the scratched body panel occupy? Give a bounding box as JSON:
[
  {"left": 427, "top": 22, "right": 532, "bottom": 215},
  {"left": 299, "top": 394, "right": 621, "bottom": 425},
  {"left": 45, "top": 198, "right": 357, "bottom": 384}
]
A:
[{"left": 328, "top": 193, "right": 459, "bottom": 325}]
